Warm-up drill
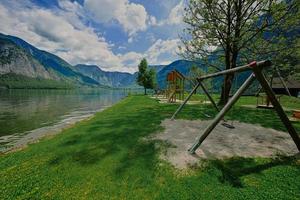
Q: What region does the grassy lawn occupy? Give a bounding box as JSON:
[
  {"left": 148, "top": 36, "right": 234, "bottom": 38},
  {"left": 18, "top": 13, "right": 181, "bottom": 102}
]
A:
[
  {"left": 188, "top": 93, "right": 300, "bottom": 109},
  {"left": 0, "top": 95, "right": 300, "bottom": 199}
]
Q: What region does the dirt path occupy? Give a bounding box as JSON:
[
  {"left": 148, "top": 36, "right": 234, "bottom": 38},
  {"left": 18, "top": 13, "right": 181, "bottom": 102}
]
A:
[{"left": 155, "top": 119, "right": 299, "bottom": 169}]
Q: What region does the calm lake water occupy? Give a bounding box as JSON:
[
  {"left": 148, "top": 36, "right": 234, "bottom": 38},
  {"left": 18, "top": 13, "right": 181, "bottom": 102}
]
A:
[{"left": 0, "top": 89, "right": 129, "bottom": 152}]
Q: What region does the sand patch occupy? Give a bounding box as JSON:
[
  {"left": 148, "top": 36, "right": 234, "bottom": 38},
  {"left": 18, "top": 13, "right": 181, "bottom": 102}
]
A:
[
  {"left": 150, "top": 96, "right": 202, "bottom": 105},
  {"left": 154, "top": 119, "right": 299, "bottom": 169}
]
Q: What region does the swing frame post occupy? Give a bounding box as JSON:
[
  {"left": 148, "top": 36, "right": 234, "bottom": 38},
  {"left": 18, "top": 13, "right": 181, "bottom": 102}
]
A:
[
  {"left": 274, "top": 66, "right": 292, "bottom": 96},
  {"left": 188, "top": 73, "right": 256, "bottom": 154},
  {"left": 253, "top": 67, "right": 300, "bottom": 151},
  {"left": 171, "top": 82, "right": 200, "bottom": 120},
  {"left": 199, "top": 81, "right": 220, "bottom": 112},
  {"left": 171, "top": 80, "right": 219, "bottom": 121}
]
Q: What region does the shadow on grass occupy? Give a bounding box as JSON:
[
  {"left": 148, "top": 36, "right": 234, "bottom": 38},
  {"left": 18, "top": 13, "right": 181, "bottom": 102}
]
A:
[
  {"left": 177, "top": 104, "right": 300, "bottom": 133},
  {"left": 47, "top": 99, "right": 170, "bottom": 178},
  {"left": 114, "top": 141, "right": 157, "bottom": 175},
  {"left": 209, "top": 156, "right": 299, "bottom": 188},
  {"left": 47, "top": 96, "right": 299, "bottom": 186}
]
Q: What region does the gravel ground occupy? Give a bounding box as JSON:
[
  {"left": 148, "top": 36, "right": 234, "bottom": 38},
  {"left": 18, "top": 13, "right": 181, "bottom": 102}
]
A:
[{"left": 154, "top": 119, "right": 299, "bottom": 169}]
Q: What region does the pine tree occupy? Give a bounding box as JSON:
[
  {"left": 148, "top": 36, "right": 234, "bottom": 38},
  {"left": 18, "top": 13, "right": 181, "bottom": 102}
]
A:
[{"left": 137, "top": 58, "right": 156, "bottom": 95}]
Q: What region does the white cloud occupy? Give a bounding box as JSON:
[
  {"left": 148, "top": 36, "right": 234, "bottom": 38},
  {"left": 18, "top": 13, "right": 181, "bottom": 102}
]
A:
[
  {"left": 146, "top": 39, "right": 181, "bottom": 64},
  {"left": 84, "top": 0, "right": 123, "bottom": 22},
  {"left": 84, "top": 0, "right": 152, "bottom": 36},
  {"left": 113, "top": 38, "right": 182, "bottom": 71},
  {"left": 57, "top": 0, "right": 87, "bottom": 29},
  {"left": 168, "top": 1, "right": 185, "bottom": 25},
  {"left": 120, "top": 38, "right": 182, "bottom": 70},
  {"left": 157, "top": 0, "right": 185, "bottom": 26},
  {"left": 58, "top": 0, "right": 80, "bottom": 12},
  {"left": 148, "top": 16, "right": 157, "bottom": 26},
  {"left": 120, "top": 52, "right": 143, "bottom": 67}
]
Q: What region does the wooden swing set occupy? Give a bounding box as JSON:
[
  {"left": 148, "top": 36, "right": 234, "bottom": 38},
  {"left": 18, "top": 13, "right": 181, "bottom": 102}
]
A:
[{"left": 171, "top": 60, "right": 300, "bottom": 154}]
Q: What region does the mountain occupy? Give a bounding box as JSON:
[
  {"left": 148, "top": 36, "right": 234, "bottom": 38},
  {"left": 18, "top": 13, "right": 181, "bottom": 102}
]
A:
[
  {"left": 0, "top": 37, "right": 73, "bottom": 89},
  {"left": 74, "top": 62, "right": 168, "bottom": 88},
  {"left": 0, "top": 38, "right": 57, "bottom": 80},
  {"left": 149, "top": 65, "right": 165, "bottom": 72},
  {"left": 0, "top": 33, "right": 100, "bottom": 88},
  {"left": 75, "top": 60, "right": 208, "bottom": 89},
  {"left": 74, "top": 64, "right": 139, "bottom": 88}
]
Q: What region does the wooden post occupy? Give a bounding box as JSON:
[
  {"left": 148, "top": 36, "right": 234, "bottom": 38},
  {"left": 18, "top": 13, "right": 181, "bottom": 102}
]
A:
[
  {"left": 188, "top": 73, "right": 256, "bottom": 154},
  {"left": 199, "top": 81, "right": 220, "bottom": 112},
  {"left": 253, "top": 67, "right": 300, "bottom": 151},
  {"left": 275, "top": 66, "right": 291, "bottom": 96},
  {"left": 183, "top": 79, "right": 185, "bottom": 100},
  {"left": 171, "top": 82, "right": 201, "bottom": 120}
]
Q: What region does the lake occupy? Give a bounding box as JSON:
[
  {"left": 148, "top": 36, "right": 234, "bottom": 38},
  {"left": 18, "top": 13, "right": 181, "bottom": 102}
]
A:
[{"left": 0, "top": 89, "right": 130, "bottom": 152}]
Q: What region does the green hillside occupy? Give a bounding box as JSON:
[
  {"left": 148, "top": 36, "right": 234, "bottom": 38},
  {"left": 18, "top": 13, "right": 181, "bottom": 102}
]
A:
[{"left": 0, "top": 73, "right": 73, "bottom": 89}]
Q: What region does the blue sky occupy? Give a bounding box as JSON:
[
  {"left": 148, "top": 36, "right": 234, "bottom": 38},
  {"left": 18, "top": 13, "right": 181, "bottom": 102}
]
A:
[{"left": 0, "top": 0, "right": 186, "bottom": 72}]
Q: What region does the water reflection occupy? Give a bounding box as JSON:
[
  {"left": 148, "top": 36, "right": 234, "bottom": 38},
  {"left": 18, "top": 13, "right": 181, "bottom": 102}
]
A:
[{"left": 0, "top": 89, "right": 128, "bottom": 151}]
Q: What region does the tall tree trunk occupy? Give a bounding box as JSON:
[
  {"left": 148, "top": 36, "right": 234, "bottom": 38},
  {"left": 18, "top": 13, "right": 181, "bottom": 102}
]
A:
[
  {"left": 218, "top": 0, "right": 242, "bottom": 106},
  {"left": 219, "top": 42, "right": 233, "bottom": 105},
  {"left": 219, "top": 51, "right": 238, "bottom": 105},
  {"left": 219, "top": 0, "right": 233, "bottom": 106},
  {"left": 219, "top": 74, "right": 235, "bottom": 105},
  {"left": 144, "top": 87, "right": 147, "bottom": 95}
]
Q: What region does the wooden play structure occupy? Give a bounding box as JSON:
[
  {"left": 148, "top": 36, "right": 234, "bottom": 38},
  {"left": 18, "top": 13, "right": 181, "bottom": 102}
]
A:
[
  {"left": 171, "top": 60, "right": 300, "bottom": 154},
  {"left": 166, "top": 70, "right": 185, "bottom": 103}
]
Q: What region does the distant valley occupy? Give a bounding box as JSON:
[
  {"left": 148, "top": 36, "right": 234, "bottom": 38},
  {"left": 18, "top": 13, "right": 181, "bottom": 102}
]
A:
[
  {"left": 0, "top": 33, "right": 205, "bottom": 89},
  {"left": 74, "top": 64, "right": 138, "bottom": 88},
  {"left": 0, "top": 33, "right": 250, "bottom": 90}
]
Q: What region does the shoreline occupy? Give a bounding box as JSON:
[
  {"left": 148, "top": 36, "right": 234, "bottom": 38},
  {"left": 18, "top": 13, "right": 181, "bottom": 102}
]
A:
[{"left": 0, "top": 106, "right": 113, "bottom": 154}]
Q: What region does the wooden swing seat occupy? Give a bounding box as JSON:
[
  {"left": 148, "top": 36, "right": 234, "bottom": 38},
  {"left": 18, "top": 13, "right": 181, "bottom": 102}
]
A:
[
  {"left": 221, "top": 122, "right": 235, "bottom": 129},
  {"left": 256, "top": 94, "right": 281, "bottom": 109},
  {"left": 256, "top": 104, "right": 274, "bottom": 109}
]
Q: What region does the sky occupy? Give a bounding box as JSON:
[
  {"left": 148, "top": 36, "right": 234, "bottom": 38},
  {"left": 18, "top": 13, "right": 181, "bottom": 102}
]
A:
[{"left": 0, "top": 0, "right": 186, "bottom": 73}]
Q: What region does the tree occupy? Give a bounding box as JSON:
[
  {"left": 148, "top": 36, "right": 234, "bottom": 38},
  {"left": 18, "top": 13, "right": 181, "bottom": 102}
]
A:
[
  {"left": 188, "top": 65, "right": 203, "bottom": 93},
  {"left": 189, "top": 65, "right": 203, "bottom": 82},
  {"left": 243, "top": 1, "right": 300, "bottom": 81},
  {"left": 180, "top": 0, "right": 299, "bottom": 104},
  {"left": 137, "top": 58, "right": 156, "bottom": 95}
]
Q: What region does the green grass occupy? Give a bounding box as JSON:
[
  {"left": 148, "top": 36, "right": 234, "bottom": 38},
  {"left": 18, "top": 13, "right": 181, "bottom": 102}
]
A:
[
  {"left": 188, "top": 93, "right": 300, "bottom": 110},
  {"left": 0, "top": 95, "right": 300, "bottom": 199}
]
